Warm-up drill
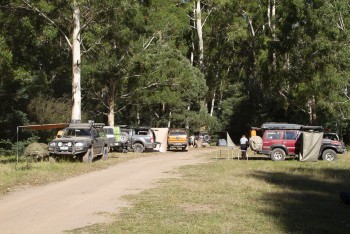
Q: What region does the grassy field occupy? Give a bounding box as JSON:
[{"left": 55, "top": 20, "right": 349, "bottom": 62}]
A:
[
  {"left": 74, "top": 150, "right": 350, "bottom": 234},
  {"left": 2, "top": 149, "right": 350, "bottom": 233}
]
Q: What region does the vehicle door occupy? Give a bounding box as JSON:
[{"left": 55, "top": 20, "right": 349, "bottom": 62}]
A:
[
  {"left": 282, "top": 130, "right": 299, "bottom": 155},
  {"left": 91, "top": 128, "right": 104, "bottom": 154},
  {"left": 262, "top": 130, "right": 282, "bottom": 153}
]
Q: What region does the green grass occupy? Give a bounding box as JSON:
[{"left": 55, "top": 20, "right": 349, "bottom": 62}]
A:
[
  {"left": 2, "top": 150, "right": 350, "bottom": 233},
  {"left": 75, "top": 151, "right": 350, "bottom": 234}
]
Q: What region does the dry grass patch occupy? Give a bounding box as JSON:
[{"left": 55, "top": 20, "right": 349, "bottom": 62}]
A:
[{"left": 178, "top": 203, "right": 217, "bottom": 214}]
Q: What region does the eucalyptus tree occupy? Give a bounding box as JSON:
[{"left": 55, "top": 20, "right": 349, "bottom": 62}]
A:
[
  {"left": 201, "top": 0, "right": 270, "bottom": 136},
  {"left": 116, "top": 0, "right": 208, "bottom": 129},
  {"left": 16, "top": 0, "right": 84, "bottom": 121},
  {"left": 127, "top": 46, "right": 207, "bottom": 129},
  {"left": 274, "top": 0, "right": 350, "bottom": 130},
  {"left": 82, "top": 0, "right": 144, "bottom": 126},
  {"left": 0, "top": 0, "right": 73, "bottom": 140}
]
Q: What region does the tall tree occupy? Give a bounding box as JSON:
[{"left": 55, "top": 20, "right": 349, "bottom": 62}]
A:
[{"left": 71, "top": 0, "right": 81, "bottom": 121}]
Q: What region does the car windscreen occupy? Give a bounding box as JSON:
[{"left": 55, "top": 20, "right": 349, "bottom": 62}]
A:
[
  {"left": 64, "top": 128, "right": 91, "bottom": 137},
  {"left": 169, "top": 131, "right": 186, "bottom": 136},
  {"left": 103, "top": 128, "right": 114, "bottom": 135}
]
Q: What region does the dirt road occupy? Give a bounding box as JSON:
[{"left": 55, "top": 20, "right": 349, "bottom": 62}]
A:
[{"left": 0, "top": 148, "right": 217, "bottom": 234}]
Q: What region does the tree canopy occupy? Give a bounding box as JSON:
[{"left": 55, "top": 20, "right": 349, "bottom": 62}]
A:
[{"left": 1, "top": 0, "right": 350, "bottom": 145}]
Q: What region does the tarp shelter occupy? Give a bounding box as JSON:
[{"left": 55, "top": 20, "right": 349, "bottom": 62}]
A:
[
  {"left": 226, "top": 132, "right": 235, "bottom": 147},
  {"left": 151, "top": 128, "right": 169, "bottom": 152},
  {"left": 16, "top": 123, "right": 69, "bottom": 163},
  {"left": 299, "top": 132, "right": 323, "bottom": 162},
  {"left": 214, "top": 131, "right": 235, "bottom": 147}
]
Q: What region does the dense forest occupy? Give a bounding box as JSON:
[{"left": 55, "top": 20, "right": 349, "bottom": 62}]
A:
[{"left": 1, "top": 0, "right": 350, "bottom": 152}]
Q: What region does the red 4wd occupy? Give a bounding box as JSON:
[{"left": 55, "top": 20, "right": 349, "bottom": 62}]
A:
[{"left": 250, "top": 123, "right": 346, "bottom": 161}]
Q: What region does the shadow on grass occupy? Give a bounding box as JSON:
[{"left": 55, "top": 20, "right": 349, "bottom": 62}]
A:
[{"left": 253, "top": 168, "right": 350, "bottom": 233}]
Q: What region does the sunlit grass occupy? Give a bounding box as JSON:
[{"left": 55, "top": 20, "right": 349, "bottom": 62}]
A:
[{"left": 76, "top": 151, "right": 350, "bottom": 234}]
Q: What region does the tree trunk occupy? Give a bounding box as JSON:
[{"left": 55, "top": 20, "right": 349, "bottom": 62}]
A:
[
  {"left": 168, "top": 111, "right": 172, "bottom": 128},
  {"left": 270, "top": 0, "right": 277, "bottom": 70},
  {"left": 195, "top": 0, "right": 204, "bottom": 71},
  {"left": 308, "top": 96, "right": 316, "bottom": 124},
  {"left": 107, "top": 82, "right": 115, "bottom": 126},
  {"left": 71, "top": 1, "right": 82, "bottom": 122},
  {"left": 210, "top": 91, "right": 215, "bottom": 116}
]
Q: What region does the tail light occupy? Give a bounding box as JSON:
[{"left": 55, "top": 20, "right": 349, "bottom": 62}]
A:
[{"left": 151, "top": 137, "right": 154, "bottom": 143}]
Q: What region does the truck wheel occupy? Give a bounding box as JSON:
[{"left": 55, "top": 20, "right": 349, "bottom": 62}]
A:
[
  {"left": 322, "top": 149, "right": 337, "bottom": 161},
  {"left": 249, "top": 136, "right": 263, "bottom": 151},
  {"left": 120, "top": 132, "right": 129, "bottom": 143},
  {"left": 203, "top": 135, "right": 210, "bottom": 142},
  {"left": 101, "top": 147, "right": 108, "bottom": 160},
  {"left": 271, "top": 148, "right": 286, "bottom": 161},
  {"left": 133, "top": 143, "right": 144, "bottom": 153},
  {"left": 83, "top": 148, "right": 94, "bottom": 163}
]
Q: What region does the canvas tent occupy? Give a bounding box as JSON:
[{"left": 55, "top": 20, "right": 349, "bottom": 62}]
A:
[
  {"left": 226, "top": 132, "right": 235, "bottom": 147},
  {"left": 215, "top": 131, "right": 235, "bottom": 147},
  {"left": 299, "top": 132, "right": 323, "bottom": 162},
  {"left": 151, "top": 128, "right": 169, "bottom": 152}
]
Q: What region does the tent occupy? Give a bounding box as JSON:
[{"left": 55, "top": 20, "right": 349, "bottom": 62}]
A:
[
  {"left": 226, "top": 132, "right": 235, "bottom": 147},
  {"left": 299, "top": 132, "right": 323, "bottom": 162},
  {"left": 214, "top": 131, "right": 235, "bottom": 147},
  {"left": 151, "top": 128, "right": 169, "bottom": 152},
  {"left": 16, "top": 123, "right": 69, "bottom": 163}
]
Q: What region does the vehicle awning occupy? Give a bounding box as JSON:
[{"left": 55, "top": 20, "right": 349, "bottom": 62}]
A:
[
  {"left": 16, "top": 123, "right": 69, "bottom": 163},
  {"left": 18, "top": 123, "right": 69, "bottom": 130}
]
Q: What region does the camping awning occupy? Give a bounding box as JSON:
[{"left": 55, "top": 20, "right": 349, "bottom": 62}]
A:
[
  {"left": 16, "top": 123, "right": 69, "bottom": 163},
  {"left": 18, "top": 123, "right": 69, "bottom": 130}
]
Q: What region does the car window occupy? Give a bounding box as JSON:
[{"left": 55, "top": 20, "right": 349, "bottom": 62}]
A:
[
  {"left": 91, "top": 129, "right": 98, "bottom": 138},
  {"left": 266, "top": 130, "right": 281, "bottom": 140},
  {"left": 103, "top": 128, "right": 114, "bottom": 135},
  {"left": 169, "top": 131, "right": 187, "bottom": 136},
  {"left": 323, "top": 133, "right": 339, "bottom": 141},
  {"left": 284, "top": 131, "right": 297, "bottom": 140},
  {"left": 135, "top": 130, "right": 149, "bottom": 135},
  {"left": 64, "top": 128, "right": 90, "bottom": 137}
]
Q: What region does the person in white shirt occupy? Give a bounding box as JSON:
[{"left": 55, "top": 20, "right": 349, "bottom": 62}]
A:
[{"left": 240, "top": 134, "right": 249, "bottom": 158}]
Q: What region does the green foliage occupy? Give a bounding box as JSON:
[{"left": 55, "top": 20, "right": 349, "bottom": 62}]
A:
[
  {"left": 1, "top": 0, "right": 350, "bottom": 147},
  {"left": 27, "top": 95, "right": 71, "bottom": 124},
  {"left": 0, "top": 136, "right": 39, "bottom": 157}
]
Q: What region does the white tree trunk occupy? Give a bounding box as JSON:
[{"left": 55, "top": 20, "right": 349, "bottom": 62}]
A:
[
  {"left": 168, "top": 111, "right": 172, "bottom": 128},
  {"left": 271, "top": 0, "right": 277, "bottom": 70},
  {"left": 107, "top": 92, "right": 115, "bottom": 127},
  {"left": 71, "top": 1, "right": 82, "bottom": 122},
  {"left": 210, "top": 91, "right": 215, "bottom": 116},
  {"left": 195, "top": 0, "right": 204, "bottom": 71}
]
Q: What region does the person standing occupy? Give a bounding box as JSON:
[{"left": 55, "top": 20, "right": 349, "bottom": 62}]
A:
[
  {"left": 240, "top": 134, "right": 249, "bottom": 158},
  {"left": 189, "top": 135, "right": 195, "bottom": 147}
]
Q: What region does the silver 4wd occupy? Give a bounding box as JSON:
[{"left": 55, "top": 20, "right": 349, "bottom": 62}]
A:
[
  {"left": 118, "top": 127, "right": 159, "bottom": 153},
  {"left": 48, "top": 122, "right": 108, "bottom": 162}
]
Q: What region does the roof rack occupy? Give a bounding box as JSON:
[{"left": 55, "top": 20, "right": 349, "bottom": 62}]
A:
[
  {"left": 300, "top": 125, "right": 323, "bottom": 131},
  {"left": 261, "top": 122, "right": 302, "bottom": 130},
  {"left": 261, "top": 122, "right": 323, "bottom": 131}
]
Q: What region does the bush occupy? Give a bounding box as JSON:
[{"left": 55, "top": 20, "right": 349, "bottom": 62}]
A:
[{"left": 0, "top": 136, "right": 39, "bottom": 157}]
